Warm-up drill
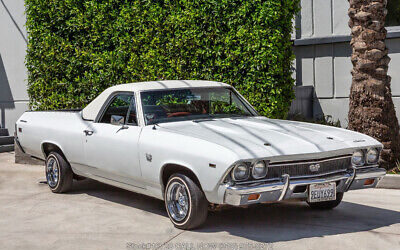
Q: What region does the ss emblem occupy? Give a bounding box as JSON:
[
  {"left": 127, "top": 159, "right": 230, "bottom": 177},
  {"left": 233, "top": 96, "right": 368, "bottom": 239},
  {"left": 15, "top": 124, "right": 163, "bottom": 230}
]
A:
[
  {"left": 146, "top": 153, "right": 152, "bottom": 162},
  {"left": 309, "top": 163, "right": 320, "bottom": 172}
]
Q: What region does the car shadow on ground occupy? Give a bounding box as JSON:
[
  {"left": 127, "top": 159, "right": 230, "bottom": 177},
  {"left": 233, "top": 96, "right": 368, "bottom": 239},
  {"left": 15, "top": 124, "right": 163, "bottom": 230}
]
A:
[
  {"left": 200, "top": 201, "right": 400, "bottom": 243},
  {"left": 68, "top": 178, "right": 167, "bottom": 217},
  {"left": 69, "top": 179, "right": 400, "bottom": 243}
]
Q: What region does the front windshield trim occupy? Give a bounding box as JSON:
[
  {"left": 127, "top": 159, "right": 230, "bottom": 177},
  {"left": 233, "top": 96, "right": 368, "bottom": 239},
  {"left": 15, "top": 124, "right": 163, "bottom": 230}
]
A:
[{"left": 139, "top": 86, "right": 258, "bottom": 126}]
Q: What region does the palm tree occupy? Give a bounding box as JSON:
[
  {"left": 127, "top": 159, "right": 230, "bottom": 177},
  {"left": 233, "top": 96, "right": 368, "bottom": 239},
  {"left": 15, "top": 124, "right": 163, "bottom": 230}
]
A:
[{"left": 348, "top": 0, "right": 400, "bottom": 170}]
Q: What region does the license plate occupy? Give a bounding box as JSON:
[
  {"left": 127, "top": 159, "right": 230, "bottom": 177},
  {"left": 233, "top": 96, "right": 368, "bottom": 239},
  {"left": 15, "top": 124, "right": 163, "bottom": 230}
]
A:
[{"left": 308, "top": 182, "right": 336, "bottom": 203}]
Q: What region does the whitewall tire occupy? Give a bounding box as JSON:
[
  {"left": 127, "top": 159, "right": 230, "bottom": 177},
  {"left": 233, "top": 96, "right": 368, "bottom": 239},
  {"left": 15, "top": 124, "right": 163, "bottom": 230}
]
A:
[
  {"left": 164, "top": 174, "right": 208, "bottom": 229},
  {"left": 45, "top": 152, "right": 73, "bottom": 193}
]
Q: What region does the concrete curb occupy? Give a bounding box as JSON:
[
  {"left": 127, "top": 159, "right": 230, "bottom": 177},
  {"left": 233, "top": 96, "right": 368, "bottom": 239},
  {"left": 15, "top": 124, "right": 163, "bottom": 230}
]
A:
[{"left": 377, "top": 174, "right": 400, "bottom": 189}]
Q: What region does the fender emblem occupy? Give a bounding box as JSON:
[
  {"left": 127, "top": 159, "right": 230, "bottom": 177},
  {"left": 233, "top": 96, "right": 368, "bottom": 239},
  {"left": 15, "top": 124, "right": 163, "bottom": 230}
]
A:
[
  {"left": 309, "top": 163, "right": 320, "bottom": 172},
  {"left": 146, "top": 153, "right": 152, "bottom": 162}
]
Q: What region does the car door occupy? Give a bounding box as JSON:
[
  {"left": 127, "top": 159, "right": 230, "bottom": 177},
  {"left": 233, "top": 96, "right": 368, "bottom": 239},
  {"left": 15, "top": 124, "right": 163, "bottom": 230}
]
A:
[{"left": 83, "top": 92, "right": 144, "bottom": 188}]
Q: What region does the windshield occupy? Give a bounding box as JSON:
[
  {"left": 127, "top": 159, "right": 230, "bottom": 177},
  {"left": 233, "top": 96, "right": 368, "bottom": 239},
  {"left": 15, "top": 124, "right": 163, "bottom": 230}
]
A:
[{"left": 141, "top": 87, "right": 255, "bottom": 125}]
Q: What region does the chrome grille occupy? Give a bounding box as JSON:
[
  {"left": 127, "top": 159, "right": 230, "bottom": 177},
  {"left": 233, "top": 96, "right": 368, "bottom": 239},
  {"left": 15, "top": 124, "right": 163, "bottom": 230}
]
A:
[{"left": 266, "top": 156, "right": 351, "bottom": 179}]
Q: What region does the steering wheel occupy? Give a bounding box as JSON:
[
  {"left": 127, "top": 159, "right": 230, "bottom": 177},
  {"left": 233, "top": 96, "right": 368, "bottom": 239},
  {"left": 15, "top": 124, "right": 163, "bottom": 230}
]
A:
[{"left": 167, "top": 112, "right": 191, "bottom": 118}]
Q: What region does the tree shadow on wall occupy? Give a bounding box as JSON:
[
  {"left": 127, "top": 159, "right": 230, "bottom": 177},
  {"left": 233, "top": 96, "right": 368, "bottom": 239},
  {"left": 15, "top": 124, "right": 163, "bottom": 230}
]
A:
[{"left": 0, "top": 54, "right": 15, "bottom": 128}]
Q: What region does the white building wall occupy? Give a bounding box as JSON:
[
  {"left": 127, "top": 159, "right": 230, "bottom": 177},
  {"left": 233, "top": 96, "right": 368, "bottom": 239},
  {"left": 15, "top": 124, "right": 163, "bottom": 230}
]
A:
[
  {"left": 294, "top": 0, "right": 400, "bottom": 127},
  {"left": 0, "top": 0, "right": 28, "bottom": 134}
]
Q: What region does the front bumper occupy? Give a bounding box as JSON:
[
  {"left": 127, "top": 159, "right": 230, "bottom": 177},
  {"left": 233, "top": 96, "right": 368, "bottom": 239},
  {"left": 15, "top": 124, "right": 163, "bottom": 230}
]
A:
[{"left": 224, "top": 166, "right": 386, "bottom": 206}]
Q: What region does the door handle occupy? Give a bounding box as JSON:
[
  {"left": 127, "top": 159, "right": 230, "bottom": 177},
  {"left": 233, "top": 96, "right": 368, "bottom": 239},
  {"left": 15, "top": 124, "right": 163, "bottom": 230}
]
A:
[{"left": 83, "top": 130, "right": 94, "bottom": 136}]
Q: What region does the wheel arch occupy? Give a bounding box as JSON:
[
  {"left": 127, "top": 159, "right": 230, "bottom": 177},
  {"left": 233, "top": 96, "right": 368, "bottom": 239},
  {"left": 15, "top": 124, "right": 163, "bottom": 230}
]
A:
[
  {"left": 41, "top": 142, "right": 66, "bottom": 160},
  {"left": 160, "top": 163, "right": 203, "bottom": 194}
]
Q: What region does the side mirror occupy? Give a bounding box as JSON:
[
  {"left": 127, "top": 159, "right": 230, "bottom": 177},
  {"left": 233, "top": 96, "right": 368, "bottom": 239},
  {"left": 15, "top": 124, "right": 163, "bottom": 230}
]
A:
[{"left": 111, "top": 115, "right": 125, "bottom": 126}]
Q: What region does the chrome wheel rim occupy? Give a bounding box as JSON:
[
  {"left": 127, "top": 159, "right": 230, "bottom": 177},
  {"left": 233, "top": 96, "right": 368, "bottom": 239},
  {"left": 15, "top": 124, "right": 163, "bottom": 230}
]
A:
[
  {"left": 166, "top": 181, "right": 189, "bottom": 222},
  {"left": 46, "top": 157, "right": 59, "bottom": 188}
]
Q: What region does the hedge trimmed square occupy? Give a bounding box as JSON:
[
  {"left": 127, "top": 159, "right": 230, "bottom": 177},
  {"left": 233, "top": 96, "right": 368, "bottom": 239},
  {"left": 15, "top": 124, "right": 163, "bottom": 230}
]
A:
[{"left": 25, "top": 0, "right": 299, "bottom": 118}]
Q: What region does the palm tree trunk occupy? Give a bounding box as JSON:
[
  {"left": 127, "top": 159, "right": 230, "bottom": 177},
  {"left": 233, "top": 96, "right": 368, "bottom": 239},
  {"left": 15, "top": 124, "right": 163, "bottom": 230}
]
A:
[{"left": 348, "top": 0, "right": 400, "bottom": 169}]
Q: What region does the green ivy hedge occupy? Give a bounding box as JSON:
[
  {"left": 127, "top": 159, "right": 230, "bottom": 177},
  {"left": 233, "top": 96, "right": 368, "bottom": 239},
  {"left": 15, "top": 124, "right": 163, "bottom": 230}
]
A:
[{"left": 25, "top": 0, "right": 299, "bottom": 118}]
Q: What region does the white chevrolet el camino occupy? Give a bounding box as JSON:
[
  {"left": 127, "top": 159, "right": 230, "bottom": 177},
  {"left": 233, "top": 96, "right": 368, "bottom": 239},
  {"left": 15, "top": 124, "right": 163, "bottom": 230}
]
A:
[{"left": 16, "top": 80, "right": 386, "bottom": 229}]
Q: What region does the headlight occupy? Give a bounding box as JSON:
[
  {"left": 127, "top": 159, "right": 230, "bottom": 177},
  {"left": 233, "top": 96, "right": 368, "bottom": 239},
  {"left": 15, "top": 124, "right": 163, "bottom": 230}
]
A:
[
  {"left": 352, "top": 150, "right": 365, "bottom": 166},
  {"left": 231, "top": 163, "right": 250, "bottom": 181},
  {"left": 251, "top": 161, "right": 268, "bottom": 179},
  {"left": 366, "top": 148, "right": 379, "bottom": 164}
]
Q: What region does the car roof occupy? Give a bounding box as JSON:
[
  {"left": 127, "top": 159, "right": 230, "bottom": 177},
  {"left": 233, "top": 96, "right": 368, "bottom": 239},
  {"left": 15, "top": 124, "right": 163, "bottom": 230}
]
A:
[
  {"left": 107, "top": 80, "right": 230, "bottom": 92},
  {"left": 82, "top": 80, "right": 230, "bottom": 121}
]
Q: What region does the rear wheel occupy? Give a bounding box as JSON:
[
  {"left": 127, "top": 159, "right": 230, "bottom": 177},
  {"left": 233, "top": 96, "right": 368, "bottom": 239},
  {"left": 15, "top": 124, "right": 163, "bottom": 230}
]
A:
[
  {"left": 306, "top": 192, "right": 344, "bottom": 210},
  {"left": 164, "top": 174, "right": 208, "bottom": 230},
  {"left": 45, "top": 152, "right": 73, "bottom": 193}
]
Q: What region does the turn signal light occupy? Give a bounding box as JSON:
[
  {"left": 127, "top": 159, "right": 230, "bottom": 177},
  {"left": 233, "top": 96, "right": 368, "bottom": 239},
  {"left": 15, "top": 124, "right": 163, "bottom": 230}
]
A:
[
  {"left": 248, "top": 194, "right": 260, "bottom": 201},
  {"left": 364, "top": 179, "right": 375, "bottom": 185}
]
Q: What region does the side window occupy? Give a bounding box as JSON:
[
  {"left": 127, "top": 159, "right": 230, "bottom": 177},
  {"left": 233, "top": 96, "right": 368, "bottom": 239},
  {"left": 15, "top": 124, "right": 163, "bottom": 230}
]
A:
[
  {"left": 127, "top": 97, "right": 138, "bottom": 125},
  {"left": 99, "top": 94, "right": 133, "bottom": 124}
]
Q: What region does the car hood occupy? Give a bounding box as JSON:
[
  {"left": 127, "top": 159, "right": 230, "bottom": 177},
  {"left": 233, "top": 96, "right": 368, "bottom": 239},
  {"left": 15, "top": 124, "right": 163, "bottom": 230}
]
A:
[{"left": 157, "top": 117, "right": 382, "bottom": 160}]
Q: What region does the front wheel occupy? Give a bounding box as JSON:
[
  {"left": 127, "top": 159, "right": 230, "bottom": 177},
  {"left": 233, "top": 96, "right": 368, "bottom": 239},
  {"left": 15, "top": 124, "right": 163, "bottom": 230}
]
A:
[
  {"left": 306, "top": 192, "right": 344, "bottom": 210},
  {"left": 164, "top": 174, "right": 208, "bottom": 230}
]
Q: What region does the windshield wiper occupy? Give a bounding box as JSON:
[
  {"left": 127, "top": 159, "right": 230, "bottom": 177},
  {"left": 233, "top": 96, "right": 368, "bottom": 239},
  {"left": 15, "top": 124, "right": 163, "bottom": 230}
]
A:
[
  {"left": 192, "top": 118, "right": 215, "bottom": 123},
  {"left": 228, "top": 115, "right": 252, "bottom": 119}
]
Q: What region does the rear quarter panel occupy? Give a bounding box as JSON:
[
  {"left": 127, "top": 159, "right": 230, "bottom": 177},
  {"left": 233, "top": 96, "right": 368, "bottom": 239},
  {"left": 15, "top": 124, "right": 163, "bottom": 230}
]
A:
[{"left": 16, "top": 111, "right": 89, "bottom": 166}]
